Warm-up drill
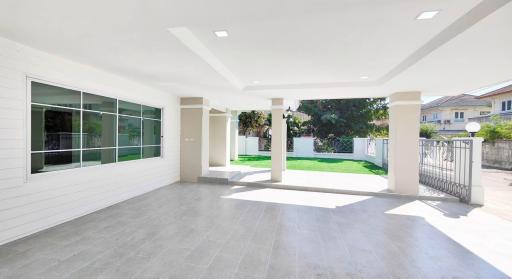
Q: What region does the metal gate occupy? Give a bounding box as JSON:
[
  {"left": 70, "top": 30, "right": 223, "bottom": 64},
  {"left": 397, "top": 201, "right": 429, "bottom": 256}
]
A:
[
  {"left": 382, "top": 139, "right": 388, "bottom": 171},
  {"left": 419, "top": 139, "right": 473, "bottom": 203}
]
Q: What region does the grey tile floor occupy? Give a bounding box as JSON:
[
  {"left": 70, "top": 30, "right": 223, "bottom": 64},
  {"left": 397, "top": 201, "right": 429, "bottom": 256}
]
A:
[{"left": 0, "top": 183, "right": 510, "bottom": 278}]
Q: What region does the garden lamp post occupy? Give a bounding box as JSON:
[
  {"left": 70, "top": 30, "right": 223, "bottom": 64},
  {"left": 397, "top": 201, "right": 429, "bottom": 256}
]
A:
[{"left": 465, "top": 122, "right": 481, "bottom": 137}]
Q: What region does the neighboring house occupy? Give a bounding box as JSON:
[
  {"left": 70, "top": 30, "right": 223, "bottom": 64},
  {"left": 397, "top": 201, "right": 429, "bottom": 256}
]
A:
[
  {"left": 469, "top": 84, "right": 512, "bottom": 123},
  {"left": 421, "top": 94, "right": 491, "bottom": 135}
]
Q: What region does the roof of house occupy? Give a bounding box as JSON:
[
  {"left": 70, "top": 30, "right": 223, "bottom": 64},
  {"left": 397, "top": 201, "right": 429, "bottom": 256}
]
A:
[
  {"left": 422, "top": 94, "right": 491, "bottom": 110},
  {"left": 477, "top": 84, "right": 512, "bottom": 99}
]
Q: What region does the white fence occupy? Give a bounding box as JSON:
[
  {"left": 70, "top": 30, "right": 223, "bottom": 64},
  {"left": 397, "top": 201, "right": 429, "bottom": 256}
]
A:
[{"left": 238, "top": 136, "right": 386, "bottom": 167}]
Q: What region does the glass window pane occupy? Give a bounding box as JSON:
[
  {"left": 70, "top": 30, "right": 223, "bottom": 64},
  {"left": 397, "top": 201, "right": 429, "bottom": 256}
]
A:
[
  {"left": 118, "top": 116, "right": 141, "bottom": 146},
  {"left": 31, "top": 151, "right": 80, "bottom": 174},
  {"left": 82, "top": 149, "right": 116, "bottom": 167},
  {"left": 83, "top": 111, "right": 116, "bottom": 148},
  {"left": 143, "top": 119, "right": 161, "bottom": 146},
  {"left": 503, "top": 101, "right": 507, "bottom": 111},
  {"left": 119, "top": 100, "right": 141, "bottom": 117},
  {"left": 31, "top": 105, "right": 80, "bottom": 151},
  {"left": 83, "top": 92, "right": 116, "bottom": 113},
  {"left": 142, "top": 105, "right": 161, "bottom": 119},
  {"left": 31, "top": 81, "right": 81, "bottom": 108},
  {"left": 143, "top": 146, "right": 161, "bottom": 159},
  {"left": 508, "top": 100, "right": 512, "bottom": 110},
  {"left": 118, "top": 147, "right": 141, "bottom": 162}
]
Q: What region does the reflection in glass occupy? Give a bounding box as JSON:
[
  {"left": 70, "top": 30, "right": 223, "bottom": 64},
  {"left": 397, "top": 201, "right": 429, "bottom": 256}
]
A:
[
  {"left": 118, "top": 147, "right": 141, "bottom": 162},
  {"left": 143, "top": 146, "right": 161, "bottom": 159},
  {"left": 142, "top": 105, "right": 161, "bottom": 119},
  {"left": 118, "top": 116, "right": 141, "bottom": 146},
  {"left": 83, "top": 93, "right": 116, "bottom": 113},
  {"left": 119, "top": 101, "right": 141, "bottom": 117},
  {"left": 82, "top": 111, "right": 116, "bottom": 148},
  {"left": 31, "top": 151, "right": 80, "bottom": 174},
  {"left": 82, "top": 149, "right": 116, "bottom": 166},
  {"left": 31, "top": 82, "right": 81, "bottom": 108},
  {"left": 143, "top": 119, "right": 161, "bottom": 146},
  {"left": 31, "top": 105, "right": 80, "bottom": 151}
]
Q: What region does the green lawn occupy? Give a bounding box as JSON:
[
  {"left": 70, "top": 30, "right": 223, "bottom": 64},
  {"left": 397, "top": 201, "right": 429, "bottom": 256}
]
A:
[{"left": 232, "top": 155, "right": 386, "bottom": 175}]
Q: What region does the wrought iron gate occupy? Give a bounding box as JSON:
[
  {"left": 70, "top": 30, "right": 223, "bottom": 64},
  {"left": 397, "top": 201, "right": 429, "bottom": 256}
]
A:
[
  {"left": 419, "top": 139, "right": 473, "bottom": 203},
  {"left": 382, "top": 139, "right": 388, "bottom": 171}
]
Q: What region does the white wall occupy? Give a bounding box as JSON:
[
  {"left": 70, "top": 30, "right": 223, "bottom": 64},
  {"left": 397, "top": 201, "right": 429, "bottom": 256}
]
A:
[
  {"left": 237, "top": 136, "right": 385, "bottom": 166},
  {"left": 0, "top": 37, "right": 180, "bottom": 245}
]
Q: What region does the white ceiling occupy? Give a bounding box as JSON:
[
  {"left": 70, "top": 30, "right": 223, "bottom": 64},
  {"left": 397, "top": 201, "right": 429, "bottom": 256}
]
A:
[{"left": 0, "top": 0, "right": 510, "bottom": 110}]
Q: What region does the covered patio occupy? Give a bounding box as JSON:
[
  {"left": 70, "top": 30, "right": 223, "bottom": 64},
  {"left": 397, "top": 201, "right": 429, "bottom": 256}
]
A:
[
  {"left": 1, "top": 182, "right": 511, "bottom": 278},
  {"left": 0, "top": 0, "right": 511, "bottom": 278}
]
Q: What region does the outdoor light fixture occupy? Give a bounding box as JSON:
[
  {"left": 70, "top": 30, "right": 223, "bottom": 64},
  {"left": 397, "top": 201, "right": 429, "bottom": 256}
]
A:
[
  {"left": 465, "top": 122, "right": 481, "bottom": 137},
  {"left": 416, "top": 10, "right": 440, "bottom": 20},
  {"left": 213, "top": 30, "right": 229, "bottom": 37},
  {"left": 282, "top": 106, "right": 292, "bottom": 119}
]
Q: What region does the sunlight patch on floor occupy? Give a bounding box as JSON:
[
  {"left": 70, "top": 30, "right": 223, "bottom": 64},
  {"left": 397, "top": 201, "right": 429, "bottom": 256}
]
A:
[
  {"left": 223, "top": 187, "right": 371, "bottom": 208},
  {"left": 386, "top": 200, "right": 512, "bottom": 276}
]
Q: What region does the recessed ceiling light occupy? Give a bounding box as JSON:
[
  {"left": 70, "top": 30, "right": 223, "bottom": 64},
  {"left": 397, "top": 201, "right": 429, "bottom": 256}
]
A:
[
  {"left": 360, "top": 76, "right": 369, "bottom": 80},
  {"left": 252, "top": 80, "right": 260, "bottom": 84},
  {"left": 416, "top": 10, "right": 440, "bottom": 20},
  {"left": 214, "top": 30, "right": 229, "bottom": 38}
]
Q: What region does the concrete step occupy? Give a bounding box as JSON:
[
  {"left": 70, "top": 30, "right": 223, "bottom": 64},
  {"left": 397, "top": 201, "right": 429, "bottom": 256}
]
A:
[
  {"left": 198, "top": 170, "right": 242, "bottom": 185},
  {"left": 229, "top": 180, "right": 460, "bottom": 203}
]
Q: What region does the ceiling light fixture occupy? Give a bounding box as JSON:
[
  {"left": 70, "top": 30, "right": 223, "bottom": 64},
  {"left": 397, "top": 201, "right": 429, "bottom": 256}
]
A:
[
  {"left": 252, "top": 80, "right": 260, "bottom": 84},
  {"left": 416, "top": 10, "right": 440, "bottom": 20},
  {"left": 214, "top": 30, "right": 229, "bottom": 38},
  {"left": 360, "top": 76, "right": 369, "bottom": 80}
]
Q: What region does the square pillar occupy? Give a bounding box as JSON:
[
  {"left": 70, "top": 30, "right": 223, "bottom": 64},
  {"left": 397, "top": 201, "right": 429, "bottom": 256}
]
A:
[
  {"left": 209, "top": 111, "right": 231, "bottom": 166},
  {"left": 230, "top": 111, "right": 239, "bottom": 161},
  {"left": 453, "top": 137, "right": 484, "bottom": 205},
  {"left": 388, "top": 92, "right": 421, "bottom": 195},
  {"left": 180, "top": 97, "right": 210, "bottom": 182},
  {"left": 271, "top": 98, "right": 286, "bottom": 182}
]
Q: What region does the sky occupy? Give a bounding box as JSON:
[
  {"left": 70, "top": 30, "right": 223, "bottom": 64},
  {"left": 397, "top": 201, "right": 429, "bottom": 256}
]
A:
[{"left": 421, "top": 80, "right": 512, "bottom": 104}]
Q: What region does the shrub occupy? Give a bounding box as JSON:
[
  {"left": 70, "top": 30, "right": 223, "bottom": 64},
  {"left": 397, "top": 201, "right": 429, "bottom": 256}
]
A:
[
  {"left": 419, "top": 123, "right": 438, "bottom": 139},
  {"left": 477, "top": 119, "right": 512, "bottom": 141}
]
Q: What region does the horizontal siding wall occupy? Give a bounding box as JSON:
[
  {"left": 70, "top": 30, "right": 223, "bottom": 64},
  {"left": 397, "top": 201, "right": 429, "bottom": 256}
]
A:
[{"left": 0, "top": 37, "right": 180, "bottom": 245}]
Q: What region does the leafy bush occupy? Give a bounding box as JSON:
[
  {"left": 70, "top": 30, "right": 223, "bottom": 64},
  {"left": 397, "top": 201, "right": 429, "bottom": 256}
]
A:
[
  {"left": 419, "top": 123, "right": 438, "bottom": 139},
  {"left": 477, "top": 118, "right": 512, "bottom": 141}
]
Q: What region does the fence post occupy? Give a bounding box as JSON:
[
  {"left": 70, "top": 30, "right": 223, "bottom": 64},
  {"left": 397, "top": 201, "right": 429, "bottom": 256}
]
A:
[
  {"left": 470, "top": 138, "right": 484, "bottom": 205},
  {"left": 453, "top": 137, "right": 484, "bottom": 205}
]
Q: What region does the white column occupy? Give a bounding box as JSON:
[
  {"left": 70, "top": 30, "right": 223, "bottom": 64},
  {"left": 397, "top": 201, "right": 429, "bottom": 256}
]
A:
[
  {"left": 271, "top": 98, "right": 285, "bottom": 182},
  {"left": 209, "top": 111, "right": 231, "bottom": 167},
  {"left": 180, "top": 97, "right": 210, "bottom": 182},
  {"left": 455, "top": 137, "right": 484, "bottom": 205},
  {"left": 388, "top": 92, "right": 422, "bottom": 195},
  {"left": 230, "top": 111, "right": 239, "bottom": 161}
]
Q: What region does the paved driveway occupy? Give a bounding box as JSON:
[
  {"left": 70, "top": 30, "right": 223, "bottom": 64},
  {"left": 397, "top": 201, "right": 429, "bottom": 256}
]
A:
[{"left": 482, "top": 168, "right": 512, "bottom": 222}]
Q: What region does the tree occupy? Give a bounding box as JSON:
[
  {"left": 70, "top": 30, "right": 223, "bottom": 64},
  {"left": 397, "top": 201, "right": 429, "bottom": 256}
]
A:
[
  {"left": 238, "top": 111, "right": 266, "bottom": 136},
  {"left": 297, "top": 98, "right": 388, "bottom": 138}
]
